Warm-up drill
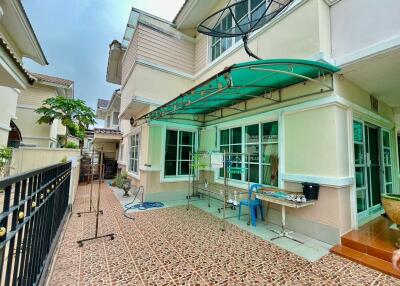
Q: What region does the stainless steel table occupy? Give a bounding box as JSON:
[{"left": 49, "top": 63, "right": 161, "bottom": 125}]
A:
[{"left": 256, "top": 191, "right": 316, "bottom": 243}]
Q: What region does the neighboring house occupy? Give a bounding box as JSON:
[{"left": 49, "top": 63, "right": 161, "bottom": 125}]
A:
[
  {"left": 14, "top": 72, "right": 74, "bottom": 148},
  {"left": 104, "top": 0, "right": 400, "bottom": 246},
  {"left": 93, "top": 90, "right": 122, "bottom": 178},
  {"left": 0, "top": 0, "right": 48, "bottom": 146}
]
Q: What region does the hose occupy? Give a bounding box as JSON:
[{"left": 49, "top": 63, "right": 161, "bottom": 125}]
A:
[{"left": 122, "top": 186, "right": 164, "bottom": 220}]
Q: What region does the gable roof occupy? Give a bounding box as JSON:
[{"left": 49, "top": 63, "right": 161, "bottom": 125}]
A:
[{"left": 30, "top": 72, "right": 74, "bottom": 87}]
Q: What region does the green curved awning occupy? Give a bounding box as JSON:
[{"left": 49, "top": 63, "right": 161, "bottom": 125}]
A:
[{"left": 140, "top": 59, "right": 340, "bottom": 122}]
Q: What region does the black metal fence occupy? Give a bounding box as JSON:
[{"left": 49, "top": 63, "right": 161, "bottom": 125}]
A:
[{"left": 0, "top": 162, "right": 72, "bottom": 286}]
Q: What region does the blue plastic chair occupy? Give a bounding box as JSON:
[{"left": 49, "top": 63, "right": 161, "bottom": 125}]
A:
[{"left": 238, "top": 183, "right": 264, "bottom": 226}]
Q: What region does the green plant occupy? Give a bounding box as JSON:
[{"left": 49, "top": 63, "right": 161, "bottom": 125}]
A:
[
  {"left": 35, "top": 96, "right": 96, "bottom": 147},
  {"left": 65, "top": 141, "right": 79, "bottom": 149},
  {"left": 112, "top": 172, "right": 129, "bottom": 189},
  {"left": 0, "top": 147, "right": 12, "bottom": 170}
]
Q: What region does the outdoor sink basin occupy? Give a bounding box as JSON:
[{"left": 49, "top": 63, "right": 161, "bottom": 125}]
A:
[{"left": 382, "top": 194, "right": 400, "bottom": 225}]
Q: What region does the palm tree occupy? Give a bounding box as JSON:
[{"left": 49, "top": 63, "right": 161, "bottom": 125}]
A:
[{"left": 35, "top": 96, "right": 96, "bottom": 147}]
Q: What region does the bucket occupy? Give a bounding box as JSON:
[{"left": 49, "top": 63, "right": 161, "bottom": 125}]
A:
[{"left": 302, "top": 182, "right": 320, "bottom": 200}]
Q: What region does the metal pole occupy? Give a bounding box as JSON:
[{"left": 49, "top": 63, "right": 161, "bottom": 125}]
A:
[
  {"left": 94, "top": 147, "right": 104, "bottom": 237},
  {"left": 222, "top": 150, "right": 227, "bottom": 231},
  {"left": 187, "top": 151, "right": 191, "bottom": 211},
  {"left": 89, "top": 145, "right": 95, "bottom": 212}
]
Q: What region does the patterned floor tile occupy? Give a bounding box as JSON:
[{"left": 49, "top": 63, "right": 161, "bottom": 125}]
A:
[{"left": 48, "top": 183, "right": 399, "bottom": 286}]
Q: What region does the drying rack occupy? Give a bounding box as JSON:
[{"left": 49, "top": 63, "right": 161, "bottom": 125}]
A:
[{"left": 187, "top": 150, "right": 251, "bottom": 231}]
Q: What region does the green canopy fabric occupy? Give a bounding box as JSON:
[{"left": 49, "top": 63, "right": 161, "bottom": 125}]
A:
[{"left": 140, "top": 59, "right": 340, "bottom": 122}]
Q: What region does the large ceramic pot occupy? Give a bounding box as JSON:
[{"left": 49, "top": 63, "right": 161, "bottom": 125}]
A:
[{"left": 382, "top": 194, "right": 400, "bottom": 225}]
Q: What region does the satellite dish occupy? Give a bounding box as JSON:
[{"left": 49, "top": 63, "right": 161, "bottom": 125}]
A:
[{"left": 197, "top": 0, "right": 294, "bottom": 60}]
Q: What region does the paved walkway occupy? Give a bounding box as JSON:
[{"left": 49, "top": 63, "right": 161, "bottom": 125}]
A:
[{"left": 48, "top": 184, "right": 398, "bottom": 285}]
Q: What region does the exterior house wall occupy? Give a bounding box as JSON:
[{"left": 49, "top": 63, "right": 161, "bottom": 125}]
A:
[
  {"left": 15, "top": 84, "right": 60, "bottom": 147},
  {"left": 331, "top": 0, "right": 400, "bottom": 60},
  {"left": 0, "top": 86, "right": 19, "bottom": 146},
  {"left": 194, "top": 0, "right": 325, "bottom": 82},
  {"left": 110, "top": 0, "right": 400, "bottom": 245}
]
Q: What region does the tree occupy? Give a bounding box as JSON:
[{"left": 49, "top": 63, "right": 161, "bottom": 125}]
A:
[{"left": 35, "top": 96, "right": 96, "bottom": 147}]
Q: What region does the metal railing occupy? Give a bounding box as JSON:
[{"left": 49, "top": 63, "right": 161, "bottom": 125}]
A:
[{"left": 0, "top": 162, "right": 72, "bottom": 286}]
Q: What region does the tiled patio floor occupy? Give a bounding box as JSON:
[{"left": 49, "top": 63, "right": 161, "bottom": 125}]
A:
[{"left": 48, "top": 184, "right": 399, "bottom": 285}]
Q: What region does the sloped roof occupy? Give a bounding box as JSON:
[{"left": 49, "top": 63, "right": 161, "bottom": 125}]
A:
[
  {"left": 30, "top": 72, "right": 73, "bottom": 87},
  {"left": 97, "top": 99, "right": 110, "bottom": 109},
  {"left": 0, "top": 33, "right": 35, "bottom": 84}
]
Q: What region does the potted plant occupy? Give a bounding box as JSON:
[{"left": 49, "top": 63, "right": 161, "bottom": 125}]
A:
[{"left": 112, "top": 172, "right": 131, "bottom": 197}]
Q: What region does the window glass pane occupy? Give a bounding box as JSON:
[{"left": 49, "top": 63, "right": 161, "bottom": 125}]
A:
[
  {"left": 353, "top": 121, "right": 363, "bottom": 143},
  {"left": 355, "top": 167, "right": 365, "bottom": 188},
  {"left": 165, "top": 146, "right": 177, "bottom": 160},
  {"left": 220, "top": 129, "right": 229, "bottom": 145},
  {"left": 246, "top": 145, "right": 259, "bottom": 162},
  {"left": 180, "top": 146, "right": 191, "bottom": 160},
  {"left": 251, "top": 0, "right": 264, "bottom": 9},
  {"left": 261, "top": 165, "right": 278, "bottom": 186},
  {"left": 262, "top": 122, "right": 278, "bottom": 142},
  {"left": 385, "top": 167, "right": 392, "bottom": 183},
  {"left": 180, "top": 131, "right": 193, "bottom": 145},
  {"left": 235, "top": 0, "right": 248, "bottom": 20},
  {"left": 354, "top": 144, "right": 364, "bottom": 165},
  {"left": 357, "top": 188, "right": 367, "bottom": 213},
  {"left": 231, "top": 127, "right": 242, "bottom": 144},
  {"left": 386, "top": 184, "right": 393, "bottom": 193},
  {"left": 165, "top": 161, "right": 176, "bottom": 176},
  {"left": 246, "top": 124, "right": 259, "bottom": 143},
  {"left": 251, "top": 0, "right": 266, "bottom": 23},
  {"left": 383, "top": 131, "right": 390, "bottom": 148},
  {"left": 246, "top": 164, "right": 259, "bottom": 183},
  {"left": 179, "top": 161, "right": 190, "bottom": 175},
  {"left": 261, "top": 143, "right": 278, "bottom": 164},
  {"left": 383, "top": 149, "right": 391, "bottom": 166},
  {"left": 166, "top": 130, "right": 177, "bottom": 145}
]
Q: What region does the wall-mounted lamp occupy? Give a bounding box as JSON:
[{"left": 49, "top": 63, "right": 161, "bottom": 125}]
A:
[{"left": 130, "top": 117, "right": 135, "bottom": 126}]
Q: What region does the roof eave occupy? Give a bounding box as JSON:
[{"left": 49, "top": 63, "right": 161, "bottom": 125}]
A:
[{"left": 11, "top": 0, "right": 48, "bottom": 65}]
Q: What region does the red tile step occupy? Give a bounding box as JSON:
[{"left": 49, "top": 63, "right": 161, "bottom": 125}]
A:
[
  {"left": 330, "top": 245, "right": 400, "bottom": 279},
  {"left": 341, "top": 232, "right": 394, "bottom": 263}
]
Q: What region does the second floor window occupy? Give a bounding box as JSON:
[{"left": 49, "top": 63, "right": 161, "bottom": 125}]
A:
[
  {"left": 210, "top": 0, "right": 267, "bottom": 62},
  {"left": 164, "top": 130, "right": 195, "bottom": 176}
]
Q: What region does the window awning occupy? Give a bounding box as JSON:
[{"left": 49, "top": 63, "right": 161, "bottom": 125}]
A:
[{"left": 138, "top": 59, "right": 340, "bottom": 124}]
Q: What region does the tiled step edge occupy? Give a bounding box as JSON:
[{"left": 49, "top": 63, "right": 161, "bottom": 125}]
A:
[
  {"left": 330, "top": 245, "right": 400, "bottom": 279},
  {"left": 341, "top": 236, "right": 393, "bottom": 263}
]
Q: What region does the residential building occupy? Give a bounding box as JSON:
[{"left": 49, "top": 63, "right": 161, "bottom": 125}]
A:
[
  {"left": 94, "top": 90, "right": 122, "bottom": 178},
  {"left": 104, "top": 0, "right": 400, "bottom": 248},
  {"left": 13, "top": 72, "right": 74, "bottom": 147},
  {"left": 0, "top": 0, "right": 47, "bottom": 146}
]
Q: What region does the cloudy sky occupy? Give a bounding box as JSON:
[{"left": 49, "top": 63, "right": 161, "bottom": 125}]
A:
[{"left": 23, "top": 0, "right": 184, "bottom": 115}]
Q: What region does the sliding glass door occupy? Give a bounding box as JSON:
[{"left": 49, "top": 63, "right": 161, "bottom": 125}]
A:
[{"left": 353, "top": 120, "right": 394, "bottom": 222}]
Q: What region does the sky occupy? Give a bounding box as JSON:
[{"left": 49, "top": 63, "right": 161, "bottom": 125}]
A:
[{"left": 23, "top": 0, "right": 185, "bottom": 124}]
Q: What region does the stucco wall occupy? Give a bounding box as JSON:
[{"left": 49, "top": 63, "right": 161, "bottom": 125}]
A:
[
  {"left": 331, "top": 0, "right": 400, "bottom": 59},
  {"left": 9, "top": 147, "right": 81, "bottom": 175},
  {"left": 0, "top": 86, "right": 19, "bottom": 146},
  {"left": 285, "top": 105, "right": 348, "bottom": 177}
]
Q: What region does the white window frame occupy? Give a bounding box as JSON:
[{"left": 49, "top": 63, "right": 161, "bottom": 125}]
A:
[
  {"left": 128, "top": 132, "right": 140, "bottom": 177},
  {"left": 164, "top": 129, "right": 195, "bottom": 178},
  {"left": 216, "top": 119, "right": 279, "bottom": 187},
  {"left": 209, "top": 0, "right": 267, "bottom": 62}
]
